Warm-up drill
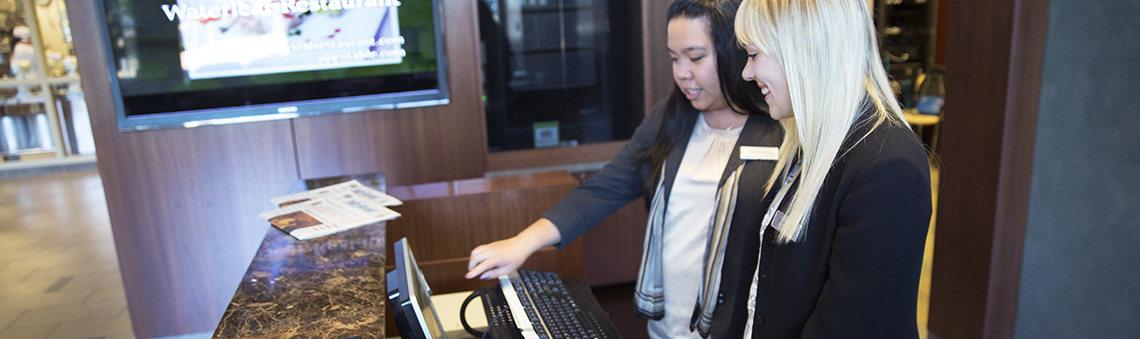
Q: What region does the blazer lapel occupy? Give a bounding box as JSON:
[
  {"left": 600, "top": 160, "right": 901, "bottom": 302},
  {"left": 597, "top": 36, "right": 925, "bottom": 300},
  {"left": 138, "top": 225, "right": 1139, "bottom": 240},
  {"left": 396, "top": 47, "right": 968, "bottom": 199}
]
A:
[{"left": 661, "top": 112, "right": 697, "bottom": 198}]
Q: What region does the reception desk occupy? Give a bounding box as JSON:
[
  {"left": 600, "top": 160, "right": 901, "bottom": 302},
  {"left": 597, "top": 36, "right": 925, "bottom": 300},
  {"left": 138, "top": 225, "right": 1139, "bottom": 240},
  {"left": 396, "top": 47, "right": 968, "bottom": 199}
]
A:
[
  {"left": 212, "top": 222, "right": 388, "bottom": 338},
  {"left": 213, "top": 175, "right": 389, "bottom": 339},
  {"left": 214, "top": 171, "right": 604, "bottom": 338}
]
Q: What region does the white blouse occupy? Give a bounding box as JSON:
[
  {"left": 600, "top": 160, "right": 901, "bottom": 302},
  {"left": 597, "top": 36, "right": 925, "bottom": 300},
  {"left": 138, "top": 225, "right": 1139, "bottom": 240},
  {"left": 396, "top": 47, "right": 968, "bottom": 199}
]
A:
[{"left": 648, "top": 113, "right": 743, "bottom": 339}]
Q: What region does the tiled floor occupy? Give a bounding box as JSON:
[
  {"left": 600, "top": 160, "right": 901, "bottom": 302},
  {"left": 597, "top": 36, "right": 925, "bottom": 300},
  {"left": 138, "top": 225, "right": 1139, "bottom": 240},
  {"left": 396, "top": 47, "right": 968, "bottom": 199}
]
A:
[{"left": 0, "top": 170, "right": 134, "bottom": 339}]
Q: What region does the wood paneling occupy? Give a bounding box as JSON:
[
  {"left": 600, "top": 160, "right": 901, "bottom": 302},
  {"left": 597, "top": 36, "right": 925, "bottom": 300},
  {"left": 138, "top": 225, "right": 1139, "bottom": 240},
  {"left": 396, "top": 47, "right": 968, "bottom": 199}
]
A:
[
  {"left": 643, "top": 0, "right": 673, "bottom": 112},
  {"left": 383, "top": 172, "right": 585, "bottom": 335},
  {"left": 67, "top": 1, "right": 300, "bottom": 337},
  {"left": 935, "top": 0, "right": 949, "bottom": 65},
  {"left": 927, "top": 0, "right": 1049, "bottom": 338},
  {"left": 982, "top": 2, "right": 1049, "bottom": 338},
  {"left": 486, "top": 141, "right": 627, "bottom": 173},
  {"left": 581, "top": 199, "right": 647, "bottom": 287},
  {"left": 388, "top": 171, "right": 581, "bottom": 200},
  {"left": 389, "top": 167, "right": 646, "bottom": 289},
  {"left": 386, "top": 171, "right": 585, "bottom": 292},
  {"left": 560, "top": 170, "right": 649, "bottom": 287},
  {"left": 292, "top": 0, "right": 486, "bottom": 186}
]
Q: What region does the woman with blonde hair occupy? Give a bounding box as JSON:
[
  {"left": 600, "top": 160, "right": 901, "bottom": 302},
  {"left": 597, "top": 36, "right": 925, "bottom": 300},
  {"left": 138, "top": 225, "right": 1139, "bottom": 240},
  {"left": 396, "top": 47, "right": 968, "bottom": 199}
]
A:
[{"left": 731, "top": 0, "right": 933, "bottom": 337}]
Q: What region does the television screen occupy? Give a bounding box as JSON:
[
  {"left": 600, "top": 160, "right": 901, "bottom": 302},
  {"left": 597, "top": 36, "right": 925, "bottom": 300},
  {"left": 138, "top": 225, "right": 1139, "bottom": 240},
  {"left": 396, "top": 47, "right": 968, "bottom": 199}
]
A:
[{"left": 98, "top": 0, "right": 448, "bottom": 130}]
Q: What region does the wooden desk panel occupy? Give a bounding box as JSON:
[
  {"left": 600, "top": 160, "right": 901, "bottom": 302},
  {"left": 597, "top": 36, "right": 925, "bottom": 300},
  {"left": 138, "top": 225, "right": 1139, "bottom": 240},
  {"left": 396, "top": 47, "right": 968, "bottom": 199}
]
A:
[
  {"left": 582, "top": 198, "right": 647, "bottom": 287},
  {"left": 386, "top": 171, "right": 585, "bottom": 291},
  {"left": 383, "top": 172, "right": 585, "bottom": 336},
  {"left": 388, "top": 170, "right": 648, "bottom": 288},
  {"left": 388, "top": 171, "right": 583, "bottom": 201}
]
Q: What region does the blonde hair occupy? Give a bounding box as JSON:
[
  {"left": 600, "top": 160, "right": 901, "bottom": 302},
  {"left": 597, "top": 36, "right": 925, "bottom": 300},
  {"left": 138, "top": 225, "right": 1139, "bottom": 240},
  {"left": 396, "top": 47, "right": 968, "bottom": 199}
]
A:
[{"left": 735, "top": 0, "right": 906, "bottom": 243}]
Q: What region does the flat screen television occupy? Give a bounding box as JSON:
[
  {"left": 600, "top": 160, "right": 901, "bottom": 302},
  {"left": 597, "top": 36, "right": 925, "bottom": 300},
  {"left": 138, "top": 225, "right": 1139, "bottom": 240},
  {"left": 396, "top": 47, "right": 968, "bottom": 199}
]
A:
[
  {"left": 96, "top": 0, "right": 449, "bottom": 131},
  {"left": 387, "top": 237, "right": 448, "bottom": 339}
]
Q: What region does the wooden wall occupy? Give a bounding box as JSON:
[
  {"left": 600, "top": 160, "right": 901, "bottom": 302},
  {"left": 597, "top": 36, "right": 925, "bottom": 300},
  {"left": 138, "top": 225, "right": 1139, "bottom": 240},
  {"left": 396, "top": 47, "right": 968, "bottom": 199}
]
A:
[
  {"left": 927, "top": 0, "right": 1049, "bottom": 338},
  {"left": 643, "top": 0, "right": 673, "bottom": 112},
  {"left": 68, "top": 0, "right": 486, "bottom": 337},
  {"left": 291, "top": 0, "right": 487, "bottom": 185}
]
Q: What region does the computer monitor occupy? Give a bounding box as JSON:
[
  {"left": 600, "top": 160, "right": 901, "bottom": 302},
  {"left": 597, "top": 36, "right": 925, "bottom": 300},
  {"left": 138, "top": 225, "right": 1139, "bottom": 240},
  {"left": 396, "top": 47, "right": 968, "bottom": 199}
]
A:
[{"left": 387, "top": 238, "right": 447, "bottom": 339}]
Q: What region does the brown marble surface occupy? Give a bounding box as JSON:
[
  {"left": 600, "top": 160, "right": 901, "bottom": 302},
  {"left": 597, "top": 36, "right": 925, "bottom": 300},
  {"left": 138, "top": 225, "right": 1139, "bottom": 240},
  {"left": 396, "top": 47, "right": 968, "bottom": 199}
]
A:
[{"left": 214, "top": 175, "right": 388, "bottom": 339}]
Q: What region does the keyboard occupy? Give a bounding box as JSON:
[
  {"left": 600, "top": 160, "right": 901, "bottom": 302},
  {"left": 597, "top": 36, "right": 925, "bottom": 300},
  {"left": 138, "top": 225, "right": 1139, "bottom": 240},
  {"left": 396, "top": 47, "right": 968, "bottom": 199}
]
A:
[{"left": 494, "top": 270, "right": 621, "bottom": 339}]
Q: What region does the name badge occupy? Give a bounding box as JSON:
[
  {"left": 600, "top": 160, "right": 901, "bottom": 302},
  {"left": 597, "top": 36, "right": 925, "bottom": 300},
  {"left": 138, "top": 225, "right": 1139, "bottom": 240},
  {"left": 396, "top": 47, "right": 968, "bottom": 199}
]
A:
[
  {"left": 740, "top": 146, "right": 779, "bottom": 161},
  {"left": 770, "top": 210, "right": 787, "bottom": 233}
]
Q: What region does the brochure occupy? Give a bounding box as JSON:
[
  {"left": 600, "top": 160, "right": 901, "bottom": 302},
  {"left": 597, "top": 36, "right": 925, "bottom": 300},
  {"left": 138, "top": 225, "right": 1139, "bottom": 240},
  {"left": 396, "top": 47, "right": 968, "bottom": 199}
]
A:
[{"left": 260, "top": 180, "right": 402, "bottom": 240}]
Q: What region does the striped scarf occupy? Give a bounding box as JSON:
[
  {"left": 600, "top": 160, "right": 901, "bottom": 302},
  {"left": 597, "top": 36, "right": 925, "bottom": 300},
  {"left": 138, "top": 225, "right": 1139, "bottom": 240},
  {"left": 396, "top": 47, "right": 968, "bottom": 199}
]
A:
[{"left": 635, "top": 163, "right": 745, "bottom": 337}]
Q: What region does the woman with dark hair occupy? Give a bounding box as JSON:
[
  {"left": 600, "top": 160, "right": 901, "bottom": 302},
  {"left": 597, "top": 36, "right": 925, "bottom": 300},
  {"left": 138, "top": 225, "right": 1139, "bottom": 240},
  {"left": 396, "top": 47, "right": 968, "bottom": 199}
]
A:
[{"left": 467, "top": 0, "right": 783, "bottom": 337}]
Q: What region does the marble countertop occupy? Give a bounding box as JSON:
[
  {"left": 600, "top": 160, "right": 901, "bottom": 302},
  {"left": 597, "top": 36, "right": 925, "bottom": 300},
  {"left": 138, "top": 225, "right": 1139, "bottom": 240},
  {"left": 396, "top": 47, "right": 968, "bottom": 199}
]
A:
[
  {"left": 215, "top": 174, "right": 389, "bottom": 339},
  {"left": 213, "top": 223, "right": 387, "bottom": 339}
]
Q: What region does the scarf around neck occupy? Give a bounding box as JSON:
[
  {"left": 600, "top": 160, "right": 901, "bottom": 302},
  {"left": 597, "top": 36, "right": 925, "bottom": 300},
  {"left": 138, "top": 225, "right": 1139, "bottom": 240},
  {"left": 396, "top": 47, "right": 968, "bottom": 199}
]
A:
[{"left": 635, "top": 162, "right": 746, "bottom": 338}]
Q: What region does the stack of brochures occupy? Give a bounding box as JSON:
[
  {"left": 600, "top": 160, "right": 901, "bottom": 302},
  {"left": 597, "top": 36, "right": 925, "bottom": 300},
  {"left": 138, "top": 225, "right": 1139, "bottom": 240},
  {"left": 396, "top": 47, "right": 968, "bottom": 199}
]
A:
[{"left": 258, "top": 180, "right": 402, "bottom": 240}]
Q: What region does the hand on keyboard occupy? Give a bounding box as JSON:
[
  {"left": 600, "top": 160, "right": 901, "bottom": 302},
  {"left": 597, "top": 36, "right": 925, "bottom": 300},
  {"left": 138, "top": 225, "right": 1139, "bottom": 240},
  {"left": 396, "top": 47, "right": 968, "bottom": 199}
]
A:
[
  {"left": 467, "top": 219, "right": 563, "bottom": 280},
  {"left": 467, "top": 237, "right": 535, "bottom": 280}
]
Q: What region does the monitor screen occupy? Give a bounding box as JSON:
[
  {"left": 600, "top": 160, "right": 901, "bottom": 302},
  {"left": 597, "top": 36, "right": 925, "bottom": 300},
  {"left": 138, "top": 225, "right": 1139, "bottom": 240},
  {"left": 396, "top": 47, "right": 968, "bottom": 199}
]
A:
[
  {"left": 97, "top": 0, "right": 448, "bottom": 130},
  {"left": 387, "top": 238, "right": 447, "bottom": 339}
]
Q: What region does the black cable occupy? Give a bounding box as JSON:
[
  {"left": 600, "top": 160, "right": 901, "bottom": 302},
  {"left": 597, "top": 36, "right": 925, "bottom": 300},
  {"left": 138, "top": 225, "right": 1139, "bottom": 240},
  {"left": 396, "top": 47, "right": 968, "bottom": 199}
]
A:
[
  {"left": 460, "top": 290, "right": 485, "bottom": 337},
  {"left": 461, "top": 290, "right": 509, "bottom": 338}
]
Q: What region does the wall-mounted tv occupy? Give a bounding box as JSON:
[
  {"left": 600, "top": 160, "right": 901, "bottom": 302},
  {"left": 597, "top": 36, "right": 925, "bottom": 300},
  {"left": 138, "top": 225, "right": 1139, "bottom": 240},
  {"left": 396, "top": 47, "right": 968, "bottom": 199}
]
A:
[{"left": 97, "top": 0, "right": 448, "bottom": 131}]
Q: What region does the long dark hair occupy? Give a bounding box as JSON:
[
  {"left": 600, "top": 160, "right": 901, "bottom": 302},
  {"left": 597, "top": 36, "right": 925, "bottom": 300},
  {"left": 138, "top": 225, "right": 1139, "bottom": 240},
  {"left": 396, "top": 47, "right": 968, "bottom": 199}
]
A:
[{"left": 641, "top": 0, "right": 767, "bottom": 193}]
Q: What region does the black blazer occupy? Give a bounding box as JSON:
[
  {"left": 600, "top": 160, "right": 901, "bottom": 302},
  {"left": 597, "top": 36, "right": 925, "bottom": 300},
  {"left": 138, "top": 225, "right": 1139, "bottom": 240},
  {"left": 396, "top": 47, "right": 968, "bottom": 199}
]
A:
[{"left": 712, "top": 117, "right": 932, "bottom": 338}]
